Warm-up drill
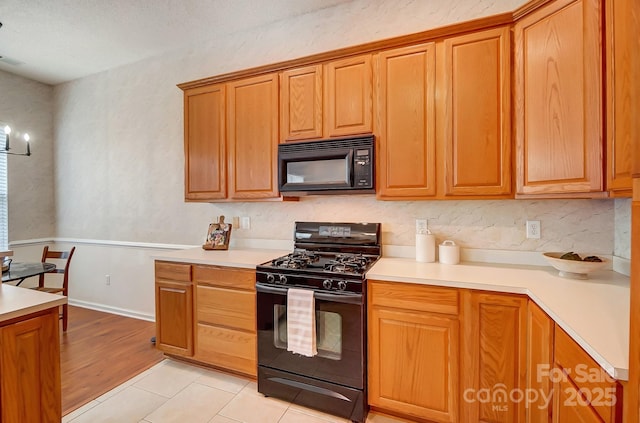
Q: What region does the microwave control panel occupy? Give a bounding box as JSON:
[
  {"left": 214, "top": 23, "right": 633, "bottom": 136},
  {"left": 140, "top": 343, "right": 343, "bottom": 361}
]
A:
[{"left": 354, "top": 148, "right": 373, "bottom": 188}]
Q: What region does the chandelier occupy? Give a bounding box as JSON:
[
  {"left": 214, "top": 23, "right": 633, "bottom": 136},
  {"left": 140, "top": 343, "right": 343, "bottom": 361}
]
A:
[{"left": 2, "top": 125, "right": 30, "bottom": 156}]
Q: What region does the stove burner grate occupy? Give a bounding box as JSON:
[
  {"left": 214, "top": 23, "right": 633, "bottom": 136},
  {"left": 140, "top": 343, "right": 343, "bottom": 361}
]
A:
[{"left": 271, "top": 251, "right": 319, "bottom": 269}]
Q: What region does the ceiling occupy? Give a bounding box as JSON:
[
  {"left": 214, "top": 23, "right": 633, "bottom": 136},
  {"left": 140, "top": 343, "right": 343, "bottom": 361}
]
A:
[{"left": 0, "top": 0, "right": 353, "bottom": 85}]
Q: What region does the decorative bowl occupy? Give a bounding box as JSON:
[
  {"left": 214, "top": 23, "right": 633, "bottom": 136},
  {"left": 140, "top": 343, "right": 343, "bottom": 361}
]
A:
[{"left": 543, "top": 252, "right": 608, "bottom": 279}]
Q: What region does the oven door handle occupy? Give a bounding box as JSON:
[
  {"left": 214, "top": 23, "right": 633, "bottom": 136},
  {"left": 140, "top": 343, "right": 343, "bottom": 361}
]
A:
[{"left": 256, "top": 283, "right": 363, "bottom": 305}]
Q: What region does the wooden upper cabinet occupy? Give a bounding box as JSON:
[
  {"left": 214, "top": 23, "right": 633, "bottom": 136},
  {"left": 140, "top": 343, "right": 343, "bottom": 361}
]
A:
[
  {"left": 184, "top": 84, "right": 226, "bottom": 200},
  {"left": 227, "top": 73, "right": 280, "bottom": 199},
  {"left": 439, "top": 27, "right": 511, "bottom": 197},
  {"left": 605, "top": 0, "right": 634, "bottom": 196},
  {"left": 376, "top": 44, "right": 437, "bottom": 199},
  {"left": 514, "top": 0, "right": 603, "bottom": 196},
  {"left": 280, "top": 65, "right": 323, "bottom": 142},
  {"left": 461, "top": 291, "right": 527, "bottom": 423},
  {"left": 325, "top": 54, "right": 373, "bottom": 137}
]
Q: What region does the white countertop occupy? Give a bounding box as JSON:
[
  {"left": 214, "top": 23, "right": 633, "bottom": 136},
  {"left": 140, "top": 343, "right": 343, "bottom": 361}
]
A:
[
  {"left": 0, "top": 283, "right": 67, "bottom": 323},
  {"left": 368, "top": 258, "right": 630, "bottom": 381},
  {"left": 152, "top": 247, "right": 290, "bottom": 269}
]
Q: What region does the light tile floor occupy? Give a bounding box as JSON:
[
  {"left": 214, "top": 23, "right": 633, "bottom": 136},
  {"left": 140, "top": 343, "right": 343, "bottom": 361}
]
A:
[{"left": 63, "top": 359, "right": 414, "bottom": 423}]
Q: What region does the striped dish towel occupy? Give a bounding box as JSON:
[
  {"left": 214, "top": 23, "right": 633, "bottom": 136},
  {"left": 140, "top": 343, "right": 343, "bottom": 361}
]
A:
[{"left": 286, "top": 288, "right": 317, "bottom": 357}]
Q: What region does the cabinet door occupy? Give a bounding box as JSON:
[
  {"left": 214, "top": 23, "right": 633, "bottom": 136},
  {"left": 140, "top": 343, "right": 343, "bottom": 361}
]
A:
[
  {"left": 514, "top": 0, "right": 603, "bottom": 196},
  {"left": 552, "top": 378, "right": 603, "bottom": 423},
  {"left": 461, "top": 291, "right": 527, "bottom": 423},
  {"left": 195, "top": 323, "right": 257, "bottom": 376},
  {"left": 527, "top": 301, "right": 554, "bottom": 423},
  {"left": 376, "top": 44, "right": 437, "bottom": 199},
  {"left": 1, "top": 309, "right": 61, "bottom": 423},
  {"left": 184, "top": 84, "right": 226, "bottom": 200},
  {"left": 554, "top": 326, "right": 621, "bottom": 423},
  {"left": 155, "top": 279, "right": 193, "bottom": 357},
  {"left": 605, "top": 0, "right": 634, "bottom": 196},
  {"left": 280, "top": 65, "right": 323, "bottom": 141},
  {"left": 369, "top": 306, "right": 458, "bottom": 423},
  {"left": 196, "top": 285, "right": 255, "bottom": 332},
  {"left": 227, "top": 73, "right": 279, "bottom": 199},
  {"left": 440, "top": 27, "right": 511, "bottom": 197},
  {"left": 324, "top": 54, "right": 373, "bottom": 137}
]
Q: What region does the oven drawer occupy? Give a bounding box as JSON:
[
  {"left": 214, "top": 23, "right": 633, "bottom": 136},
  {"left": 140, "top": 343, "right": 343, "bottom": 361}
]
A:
[
  {"left": 369, "top": 280, "right": 459, "bottom": 315},
  {"left": 155, "top": 261, "right": 192, "bottom": 282},
  {"left": 193, "top": 265, "right": 255, "bottom": 290},
  {"left": 196, "top": 285, "right": 256, "bottom": 332},
  {"left": 194, "top": 323, "right": 257, "bottom": 376}
]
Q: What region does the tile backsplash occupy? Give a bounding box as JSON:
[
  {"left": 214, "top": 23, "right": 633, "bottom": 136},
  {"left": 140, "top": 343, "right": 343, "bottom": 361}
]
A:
[{"left": 211, "top": 197, "right": 629, "bottom": 258}]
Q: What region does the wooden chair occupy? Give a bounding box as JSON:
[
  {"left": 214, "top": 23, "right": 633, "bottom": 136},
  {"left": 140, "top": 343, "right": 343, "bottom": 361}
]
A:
[{"left": 32, "top": 246, "right": 76, "bottom": 331}]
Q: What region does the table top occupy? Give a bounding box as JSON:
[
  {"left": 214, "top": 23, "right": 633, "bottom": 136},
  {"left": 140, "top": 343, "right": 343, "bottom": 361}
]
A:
[{"left": 2, "top": 262, "right": 56, "bottom": 283}]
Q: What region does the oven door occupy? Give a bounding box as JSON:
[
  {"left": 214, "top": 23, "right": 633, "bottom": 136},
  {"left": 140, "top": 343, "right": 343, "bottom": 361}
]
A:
[{"left": 256, "top": 283, "right": 365, "bottom": 390}]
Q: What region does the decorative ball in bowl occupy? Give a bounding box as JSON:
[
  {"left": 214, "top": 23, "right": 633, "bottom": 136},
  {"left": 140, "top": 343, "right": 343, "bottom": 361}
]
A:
[{"left": 543, "top": 252, "right": 608, "bottom": 279}]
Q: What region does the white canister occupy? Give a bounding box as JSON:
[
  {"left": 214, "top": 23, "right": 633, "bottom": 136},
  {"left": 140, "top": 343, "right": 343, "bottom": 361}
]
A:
[
  {"left": 439, "top": 240, "right": 460, "bottom": 265},
  {"left": 416, "top": 232, "right": 436, "bottom": 263}
]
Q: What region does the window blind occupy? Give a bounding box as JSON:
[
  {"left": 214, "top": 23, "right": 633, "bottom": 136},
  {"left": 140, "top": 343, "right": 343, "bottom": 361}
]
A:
[{"left": 0, "top": 128, "right": 8, "bottom": 251}]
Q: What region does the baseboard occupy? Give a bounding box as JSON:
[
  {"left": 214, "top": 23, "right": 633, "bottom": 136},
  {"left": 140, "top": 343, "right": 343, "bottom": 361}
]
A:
[{"left": 69, "top": 299, "right": 155, "bottom": 322}]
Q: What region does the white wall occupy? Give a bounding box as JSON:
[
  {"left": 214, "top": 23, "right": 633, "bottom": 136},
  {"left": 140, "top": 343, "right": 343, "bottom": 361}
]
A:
[
  {"left": 0, "top": 70, "right": 55, "bottom": 241},
  {"left": 5, "top": 0, "right": 632, "bottom": 320}
]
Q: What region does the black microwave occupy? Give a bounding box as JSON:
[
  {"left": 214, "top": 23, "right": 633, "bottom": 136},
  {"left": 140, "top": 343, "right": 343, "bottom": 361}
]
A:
[{"left": 278, "top": 135, "right": 374, "bottom": 195}]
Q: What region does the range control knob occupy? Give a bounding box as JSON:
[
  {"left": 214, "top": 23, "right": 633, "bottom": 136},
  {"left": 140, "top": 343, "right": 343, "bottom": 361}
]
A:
[
  {"left": 266, "top": 274, "right": 275, "bottom": 283},
  {"left": 323, "top": 279, "right": 333, "bottom": 290},
  {"left": 337, "top": 280, "right": 347, "bottom": 291},
  {"left": 278, "top": 274, "right": 288, "bottom": 285}
]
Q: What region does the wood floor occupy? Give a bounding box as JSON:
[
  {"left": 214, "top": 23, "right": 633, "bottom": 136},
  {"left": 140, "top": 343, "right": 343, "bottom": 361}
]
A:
[{"left": 60, "top": 305, "right": 164, "bottom": 416}]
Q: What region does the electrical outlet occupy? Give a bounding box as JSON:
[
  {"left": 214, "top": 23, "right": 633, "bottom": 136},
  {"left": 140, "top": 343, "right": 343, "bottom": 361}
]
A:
[
  {"left": 232, "top": 216, "right": 240, "bottom": 228},
  {"left": 526, "top": 220, "right": 541, "bottom": 239},
  {"left": 416, "top": 219, "right": 428, "bottom": 234},
  {"left": 241, "top": 216, "right": 250, "bottom": 230},
  {"left": 105, "top": 275, "right": 111, "bottom": 286}
]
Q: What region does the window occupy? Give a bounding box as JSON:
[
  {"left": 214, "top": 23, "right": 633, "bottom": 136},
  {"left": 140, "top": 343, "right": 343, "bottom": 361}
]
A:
[{"left": 0, "top": 127, "right": 7, "bottom": 250}]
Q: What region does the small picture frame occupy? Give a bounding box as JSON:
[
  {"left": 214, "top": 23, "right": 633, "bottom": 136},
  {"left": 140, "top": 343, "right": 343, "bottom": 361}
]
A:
[{"left": 203, "top": 216, "right": 232, "bottom": 250}]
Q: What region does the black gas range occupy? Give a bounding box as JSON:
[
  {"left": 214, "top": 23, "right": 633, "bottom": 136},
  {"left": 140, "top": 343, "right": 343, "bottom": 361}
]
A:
[{"left": 256, "top": 222, "right": 380, "bottom": 423}]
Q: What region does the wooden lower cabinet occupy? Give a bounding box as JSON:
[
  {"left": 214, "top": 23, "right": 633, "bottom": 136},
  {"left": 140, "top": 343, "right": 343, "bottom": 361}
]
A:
[
  {"left": 527, "top": 301, "right": 554, "bottom": 423},
  {"left": 193, "top": 265, "right": 257, "bottom": 377},
  {"left": 194, "top": 323, "right": 256, "bottom": 376},
  {"left": 553, "top": 326, "right": 622, "bottom": 423},
  {"left": 155, "top": 262, "right": 194, "bottom": 357},
  {"left": 154, "top": 261, "right": 257, "bottom": 377},
  {"left": 461, "top": 291, "right": 527, "bottom": 423},
  {"left": 368, "top": 280, "right": 459, "bottom": 422},
  {"left": 0, "top": 308, "right": 61, "bottom": 423}
]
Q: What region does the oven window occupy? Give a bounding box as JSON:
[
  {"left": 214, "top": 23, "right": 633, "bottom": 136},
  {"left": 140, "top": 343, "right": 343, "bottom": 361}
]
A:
[
  {"left": 286, "top": 159, "right": 348, "bottom": 185},
  {"left": 273, "top": 305, "right": 342, "bottom": 360}
]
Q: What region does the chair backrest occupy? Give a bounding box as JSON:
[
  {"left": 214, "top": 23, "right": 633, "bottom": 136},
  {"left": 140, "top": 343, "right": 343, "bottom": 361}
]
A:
[{"left": 39, "top": 246, "right": 76, "bottom": 295}]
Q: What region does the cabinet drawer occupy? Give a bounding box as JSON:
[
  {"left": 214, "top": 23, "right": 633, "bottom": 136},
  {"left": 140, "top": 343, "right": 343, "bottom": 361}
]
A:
[
  {"left": 195, "top": 323, "right": 256, "bottom": 377},
  {"left": 193, "top": 265, "right": 255, "bottom": 290},
  {"left": 369, "top": 280, "right": 459, "bottom": 315},
  {"left": 155, "top": 261, "right": 191, "bottom": 282},
  {"left": 196, "top": 285, "right": 255, "bottom": 332},
  {"left": 554, "top": 325, "right": 620, "bottom": 423}
]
